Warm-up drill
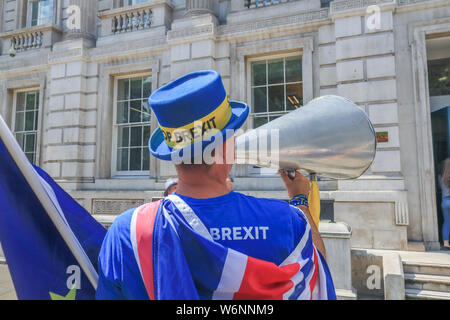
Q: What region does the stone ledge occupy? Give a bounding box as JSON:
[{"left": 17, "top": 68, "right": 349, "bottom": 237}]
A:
[{"left": 336, "top": 288, "right": 358, "bottom": 300}]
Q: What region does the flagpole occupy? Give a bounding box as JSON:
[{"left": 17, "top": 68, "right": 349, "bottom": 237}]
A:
[{"left": 0, "top": 115, "right": 99, "bottom": 290}]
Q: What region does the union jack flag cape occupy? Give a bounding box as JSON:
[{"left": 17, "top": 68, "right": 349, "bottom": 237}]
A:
[{"left": 130, "top": 194, "right": 336, "bottom": 300}]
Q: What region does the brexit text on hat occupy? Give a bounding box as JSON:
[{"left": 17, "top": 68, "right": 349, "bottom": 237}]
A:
[
  {"left": 159, "top": 96, "right": 232, "bottom": 149},
  {"left": 161, "top": 118, "right": 220, "bottom": 149}
]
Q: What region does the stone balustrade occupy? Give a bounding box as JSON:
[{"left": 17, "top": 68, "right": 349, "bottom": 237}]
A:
[
  {"left": 98, "top": 0, "right": 173, "bottom": 37},
  {"left": 0, "top": 23, "right": 62, "bottom": 55},
  {"left": 245, "top": 0, "right": 298, "bottom": 9}
]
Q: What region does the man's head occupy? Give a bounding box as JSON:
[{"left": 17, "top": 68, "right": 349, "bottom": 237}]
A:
[
  {"left": 164, "top": 179, "right": 178, "bottom": 197},
  {"left": 226, "top": 176, "right": 234, "bottom": 191},
  {"left": 175, "top": 136, "right": 235, "bottom": 188}
]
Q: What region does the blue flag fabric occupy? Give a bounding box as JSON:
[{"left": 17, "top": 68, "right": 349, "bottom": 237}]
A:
[{"left": 0, "top": 137, "right": 106, "bottom": 300}]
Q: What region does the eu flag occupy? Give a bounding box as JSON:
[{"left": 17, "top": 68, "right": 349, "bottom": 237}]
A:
[{"left": 0, "top": 115, "right": 106, "bottom": 300}]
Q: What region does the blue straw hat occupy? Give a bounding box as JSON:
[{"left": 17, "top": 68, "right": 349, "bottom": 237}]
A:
[{"left": 148, "top": 70, "right": 249, "bottom": 161}]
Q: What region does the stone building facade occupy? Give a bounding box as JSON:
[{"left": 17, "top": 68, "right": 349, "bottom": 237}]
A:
[{"left": 0, "top": 0, "right": 449, "bottom": 253}]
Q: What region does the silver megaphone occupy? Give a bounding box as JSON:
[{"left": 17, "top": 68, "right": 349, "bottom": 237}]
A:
[{"left": 234, "top": 95, "right": 377, "bottom": 179}]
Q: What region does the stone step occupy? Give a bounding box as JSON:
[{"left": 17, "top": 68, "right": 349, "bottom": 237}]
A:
[
  {"left": 405, "top": 288, "right": 450, "bottom": 300},
  {"left": 402, "top": 261, "right": 450, "bottom": 276},
  {"left": 405, "top": 273, "right": 450, "bottom": 293}
]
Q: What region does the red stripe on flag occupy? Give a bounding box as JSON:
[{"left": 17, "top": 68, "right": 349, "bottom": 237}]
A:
[
  {"left": 136, "top": 200, "right": 161, "bottom": 300},
  {"left": 233, "top": 256, "right": 300, "bottom": 300},
  {"left": 308, "top": 247, "right": 319, "bottom": 300}
]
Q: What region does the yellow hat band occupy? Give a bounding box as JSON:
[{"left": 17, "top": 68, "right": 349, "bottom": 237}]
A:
[{"left": 159, "top": 96, "right": 232, "bottom": 149}]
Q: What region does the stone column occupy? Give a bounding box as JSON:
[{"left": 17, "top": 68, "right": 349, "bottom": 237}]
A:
[
  {"left": 63, "top": 0, "right": 97, "bottom": 41},
  {"left": 184, "top": 0, "right": 217, "bottom": 17}
]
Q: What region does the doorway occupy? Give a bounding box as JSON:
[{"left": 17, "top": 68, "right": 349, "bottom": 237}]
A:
[
  {"left": 429, "top": 56, "right": 450, "bottom": 245},
  {"left": 431, "top": 106, "right": 450, "bottom": 244}
]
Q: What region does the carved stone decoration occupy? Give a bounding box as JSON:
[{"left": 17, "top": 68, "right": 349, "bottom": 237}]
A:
[{"left": 184, "top": 0, "right": 217, "bottom": 17}]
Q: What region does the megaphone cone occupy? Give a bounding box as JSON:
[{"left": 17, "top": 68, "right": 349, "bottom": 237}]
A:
[{"left": 235, "top": 95, "right": 377, "bottom": 180}]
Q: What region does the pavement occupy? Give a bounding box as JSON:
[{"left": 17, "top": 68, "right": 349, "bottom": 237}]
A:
[{"left": 0, "top": 260, "right": 17, "bottom": 300}]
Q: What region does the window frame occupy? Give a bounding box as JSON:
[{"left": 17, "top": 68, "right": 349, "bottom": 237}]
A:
[
  {"left": 246, "top": 51, "right": 304, "bottom": 130},
  {"left": 120, "top": 0, "right": 150, "bottom": 8},
  {"left": 112, "top": 72, "right": 153, "bottom": 178},
  {"left": 26, "top": 0, "right": 55, "bottom": 28},
  {"left": 246, "top": 52, "right": 304, "bottom": 176},
  {"left": 11, "top": 87, "right": 41, "bottom": 165}
]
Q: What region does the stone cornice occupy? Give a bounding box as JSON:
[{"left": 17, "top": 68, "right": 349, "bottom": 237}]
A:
[
  {"left": 90, "top": 37, "right": 167, "bottom": 64},
  {"left": 0, "top": 23, "right": 63, "bottom": 39},
  {"left": 396, "top": 0, "right": 450, "bottom": 13},
  {"left": 330, "top": 0, "right": 396, "bottom": 19},
  {"left": 167, "top": 23, "right": 215, "bottom": 43}
]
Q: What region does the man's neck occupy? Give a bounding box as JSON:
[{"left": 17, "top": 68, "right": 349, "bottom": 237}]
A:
[{"left": 175, "top": 176, "right": 230, "bottom": 199}]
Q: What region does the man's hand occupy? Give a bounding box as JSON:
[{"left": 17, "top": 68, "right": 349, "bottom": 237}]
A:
[
  {"left": 279, "top": 170, "right": 310, "bottom": 198},
  {"left": 279, "top": 170, "right": 326, "bottom": 258}
]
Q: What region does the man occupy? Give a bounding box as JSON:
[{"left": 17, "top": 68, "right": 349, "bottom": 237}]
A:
[
  {"left": 96, "top": 70, "right": 335, "bottom": 300},
  {"left": 225, "top": 176, "right": 234, "bottom": 191},
  {"left": 163, "top": 178, "right": 178, "bottom": 197}
]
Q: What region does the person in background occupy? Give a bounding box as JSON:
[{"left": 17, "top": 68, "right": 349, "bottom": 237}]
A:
[
  {"left": 439, "top": 158, "right": 450, "bottom": 250},
  {"left": 226, "top": 176, "right": 234, "bottom": 191},
  {"left": 164, "top": 178, "right": 178, "bottom": 197}
]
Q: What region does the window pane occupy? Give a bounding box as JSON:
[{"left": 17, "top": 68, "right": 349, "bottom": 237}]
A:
[
  {"left": 117, "top": 148, "right": 129, "bottom": 171},
  {"left": 25, "top": 133, "right": 36, "bottom": 153},
  {"left": 253, "top": 116, "right": 268, "bottom": 128},
  {"left": 15, "top": 133, "right": 25, "bottom": 149},
  {"left": 129, "top": 100, "right": 141, "bottom": 123},
  {"left": 286, "top": 83, "right": 303, "bottom": 110},
  {"left": 130, "top": 126, "right": 142, "bottom": 147},
  {"left": 269, "top": 115, "right": 281, "bottom": 122},
  {"left": 117, "top": 101, "right": 129, "bottom": 124},
  {"left": 142, "top": 100, "right": 151, "bottom": 123},
  {"left": 34, "top": 110, "right": 39, "bottom": 130},
  {"left": 143, "top": 77, "right": 152, "bottom": 98},
  {"left": 31, "top": 1, "right": 39, "bottom": 26},
  {"left": 252, "top": 87, "right": 267, "bottom": 114},
  {"left": 38, "top": 0, "right": 54, "bottom": 25},
  {"left": 268, "top": 85, "right": 284, "bottom": 112},
  {"left": 30, "top": 0, "right": 54, "bottom": 26},
  {"left": 118, "top": 126, "right": 129, "bottom": 147},
  {"left": 285, "top": 56, "right": 302, "bottom": 83},
  {"left": 142, "top": 148, "right": 150, "bottom": 171},
  {"left": 16, "top": 93, "right": 25, "bottom": 112},
  {"left": 25, "top": 111, "right": 35, "bottom": 131},
  {"left": 130, "top": 148, "right": 142, "bottom": 171},
  {"left": 252, "top": 61, "right": 266, "bottom": 86},
  {"left": 143, "top": 125, "right": 150, "bottom": 146},
  {"left": 25, "top": 152, "right": 35, "bottom": 163},
  {"left": 26, "top": 92, "right": 36, "bottom": 110},
  {"left": 15, "top": 112, "right": 25, "bottom": 132},
  {"left": 428, "top": 58, "right": 450, "bottom": 96},
  {"left": 130, "top": 78, "right": 142, "bottom": 100},
  {"left": 117, "top": 79, "right": 129, "bottom": 101},
  {"left": 116, "top": 75, "right": 151, "bottom": 173},
  {"left": 268, "top": 59, "right": 284, "bottom": 84}
]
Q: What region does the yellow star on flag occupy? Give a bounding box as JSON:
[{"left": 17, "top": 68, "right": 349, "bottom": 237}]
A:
[{"left": 49, "top": 286, "right": 77, "bottom": 300}]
